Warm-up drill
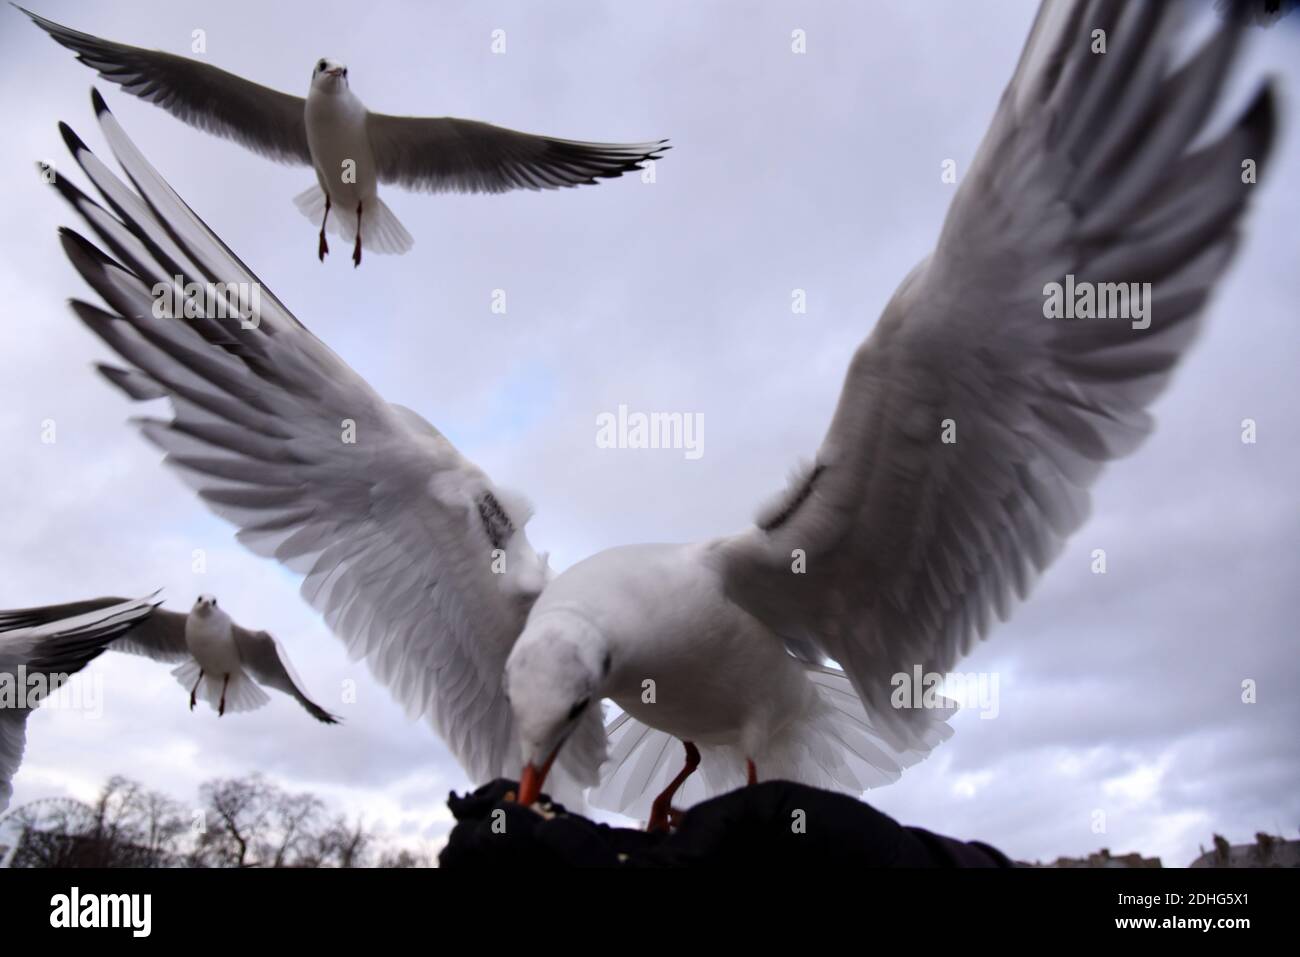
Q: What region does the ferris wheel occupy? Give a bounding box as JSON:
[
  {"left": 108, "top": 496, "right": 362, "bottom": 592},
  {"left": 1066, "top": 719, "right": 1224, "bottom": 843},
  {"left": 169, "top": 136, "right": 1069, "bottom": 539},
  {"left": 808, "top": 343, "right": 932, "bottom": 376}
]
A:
[{"left": 0, "top": 796, "right": 93, "bottom": 868}]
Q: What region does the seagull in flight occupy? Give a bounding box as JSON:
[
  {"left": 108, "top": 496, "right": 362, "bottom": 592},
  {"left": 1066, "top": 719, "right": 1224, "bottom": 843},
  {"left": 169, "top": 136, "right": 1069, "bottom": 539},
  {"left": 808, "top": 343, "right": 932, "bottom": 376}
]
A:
[
  {"left": 20, "top": 6, "right": 669, "bottom": 267},
  {"left": 0, "top": 595, "right": 340, "bottom": 723},
  {"left": 36, "top": 0, "right": 1275, "bottom": 828},
  {"left": 0, "top": 595, "right": 159, "bottom": 810}
]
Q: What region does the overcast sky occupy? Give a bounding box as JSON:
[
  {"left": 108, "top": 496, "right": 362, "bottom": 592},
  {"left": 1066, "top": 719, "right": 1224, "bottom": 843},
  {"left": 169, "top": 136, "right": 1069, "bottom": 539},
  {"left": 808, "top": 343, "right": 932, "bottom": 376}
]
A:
[{"left": 1, "top": 0, "right": 1297, "bottom": 866}]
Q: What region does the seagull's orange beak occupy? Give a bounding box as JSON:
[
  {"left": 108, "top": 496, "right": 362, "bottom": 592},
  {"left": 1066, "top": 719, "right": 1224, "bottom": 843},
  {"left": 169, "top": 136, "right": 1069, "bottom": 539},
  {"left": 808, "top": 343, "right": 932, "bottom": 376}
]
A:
[{"left": 516, "top": 747, "right": 559, "bottom": 806}]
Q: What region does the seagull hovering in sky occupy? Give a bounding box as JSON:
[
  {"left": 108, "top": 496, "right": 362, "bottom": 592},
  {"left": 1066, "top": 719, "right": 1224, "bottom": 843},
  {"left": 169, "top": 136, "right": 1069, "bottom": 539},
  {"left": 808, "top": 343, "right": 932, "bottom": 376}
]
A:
[
  {"left": 35, "top": 0, "right": 1275, "bottom": 830},
  {"left": 0, "top": 595, "right": 340, "bottom": 724},
  {"left": 19, "top": 6, "right": 669, "bottom": 267},
  {"left": 0, "top": 595, "right": 159, "bottom": 810}
]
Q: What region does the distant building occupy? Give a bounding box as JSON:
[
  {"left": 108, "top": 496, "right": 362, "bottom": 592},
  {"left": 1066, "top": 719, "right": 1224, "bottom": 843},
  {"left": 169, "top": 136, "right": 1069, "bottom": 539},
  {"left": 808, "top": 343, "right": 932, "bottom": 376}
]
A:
[
  {"left": 1189, "top": 833, "right": 1300, "bottom": 868},
  {"left": 1024, "top": 831, "right": 1300, "bottom": 868},
  {"left": 1025, "top": 848, "right": 1162, "bottom": 868}
]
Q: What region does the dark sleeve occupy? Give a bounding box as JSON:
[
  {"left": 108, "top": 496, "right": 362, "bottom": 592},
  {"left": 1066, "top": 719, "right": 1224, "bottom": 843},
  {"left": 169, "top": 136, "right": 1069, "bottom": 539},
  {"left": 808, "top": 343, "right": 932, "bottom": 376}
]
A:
[
  {"left": 439, "top": 779, "right": 1015, "bottom": 868},
  {"left": 902, "top": 827, "right": 1017, "bottom": 868},
  {"left": 637, "top": 782, "right": 1014, "bottom": 867}
]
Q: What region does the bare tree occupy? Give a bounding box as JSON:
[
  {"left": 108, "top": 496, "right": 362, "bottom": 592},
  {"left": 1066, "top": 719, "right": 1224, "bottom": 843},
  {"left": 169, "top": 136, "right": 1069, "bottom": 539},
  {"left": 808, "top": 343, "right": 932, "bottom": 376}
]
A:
[
  {"left": 262, "top": 790, "right": 324, "bottom": 868},
  {"left": 198, "top": 775, "right": 276, "bottom": 867},
  {"left": 377, "top": 848, "right": 431, "bottom": 868},
  {"left": 5, "top": 779, "right": 187, "bottom": 868},
  {"left": 138, "top": 787, "right": 187, "bottom": 861},
  {"left": 5, "top": 773, "right": 423, "bottom": 868},
  {"left": 303, "top": 814, "right": 374, "bottom": 868}
]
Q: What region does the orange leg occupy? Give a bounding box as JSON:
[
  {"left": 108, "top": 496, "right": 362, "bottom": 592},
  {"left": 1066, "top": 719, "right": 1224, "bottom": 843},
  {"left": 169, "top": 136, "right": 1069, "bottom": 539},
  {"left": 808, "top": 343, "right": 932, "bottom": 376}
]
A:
[
  {"left": 189, "top": 670, "right": 204, "bottom": 711},
  {"left": 646, "top": 741, "right": 701, "bottom": 832},
  {"left": 746, "top": 757, "right": 758, "bottom": 786},
  {"left": 352, "top": 200, "right": 363, "bottom": 267},
  {"left": 318, "top": 193, "right": 331, "bottom": 261}
]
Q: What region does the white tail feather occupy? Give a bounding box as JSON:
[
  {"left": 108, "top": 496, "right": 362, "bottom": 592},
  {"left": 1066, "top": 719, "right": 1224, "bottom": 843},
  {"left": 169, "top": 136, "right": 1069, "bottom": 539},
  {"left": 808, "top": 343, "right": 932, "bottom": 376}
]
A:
[
  {"left": 293, "top": 185, "right": 413, "bottom": 255},
  {"left": 171, "top": 659, "right": 270, "bottom": 714},
  {"left": 588, "top": 665, "right": 955, "bottom": 821}
]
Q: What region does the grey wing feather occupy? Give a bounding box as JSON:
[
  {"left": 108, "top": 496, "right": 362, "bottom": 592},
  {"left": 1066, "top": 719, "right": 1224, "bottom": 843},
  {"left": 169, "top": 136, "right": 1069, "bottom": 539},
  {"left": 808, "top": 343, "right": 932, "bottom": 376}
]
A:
[
  {"left": 0, "top": 595, "right": 160, "bottom": 810},
  {"left": 20, "top": 6, "right": 311, "bottom": 166},
  {"left": 110, "top": 608, "right": 189, "bottom": 662},
  {"left": 42, "top": 99, "right": 555, "bottom": 784},
  {"left": 0, "top": 596, "right": 186, "bottom": 663},
  {"left": 97, "top": 363, "right": 169, "bottom": 401},
  {"left": 366, "top": 113, "right": 668, "bottom": 194},
  {"left": 714, "top": 0, "right": 1276, "bottom": 747},
  {"left": 231, "top": 625, "right": 339, "bottom": 724},
  {"left": 0, "top": 596, "right": 129, "bottom": 635}
]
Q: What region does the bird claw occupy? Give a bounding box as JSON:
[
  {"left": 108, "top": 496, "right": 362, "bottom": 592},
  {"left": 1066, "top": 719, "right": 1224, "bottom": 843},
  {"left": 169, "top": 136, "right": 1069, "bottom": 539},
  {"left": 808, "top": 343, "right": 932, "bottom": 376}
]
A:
[{"left": 318, "top": 234, "right": 329, "bottom": 262}]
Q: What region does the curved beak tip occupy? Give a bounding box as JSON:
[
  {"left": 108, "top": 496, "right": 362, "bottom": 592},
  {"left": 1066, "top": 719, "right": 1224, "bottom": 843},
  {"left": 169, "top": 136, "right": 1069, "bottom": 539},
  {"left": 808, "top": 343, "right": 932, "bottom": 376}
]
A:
[{"left": 515, "top": 747, "right": 558, "bottom": 807}]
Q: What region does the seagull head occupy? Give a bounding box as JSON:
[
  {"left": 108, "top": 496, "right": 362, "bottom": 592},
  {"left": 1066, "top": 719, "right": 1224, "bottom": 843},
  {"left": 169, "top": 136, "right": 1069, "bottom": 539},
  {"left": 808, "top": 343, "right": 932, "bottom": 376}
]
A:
[
  {"left": 192, "top": 594, "right": 219, "bottom": 618},
  {"left": 311, "top": 58, "right": 349, "bottom": 91},
  {"left": 504, "top": 615, "right": 610, "bottom": 806}
]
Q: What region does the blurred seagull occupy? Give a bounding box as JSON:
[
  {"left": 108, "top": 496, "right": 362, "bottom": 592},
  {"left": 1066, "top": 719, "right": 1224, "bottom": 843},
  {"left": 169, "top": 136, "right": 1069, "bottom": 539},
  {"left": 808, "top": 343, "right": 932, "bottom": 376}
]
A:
[
  {"left": 19, "top": 5, "right": 669, "bottom": 266},
  {"left": 0, "top": 595, "right": 340, "bottom": 724},
  {"left": 0, "top": 595, "right": 159, "bottom": 811},
  {"left": 37, "top": 0, "right": 1276, "bottom": 829}
]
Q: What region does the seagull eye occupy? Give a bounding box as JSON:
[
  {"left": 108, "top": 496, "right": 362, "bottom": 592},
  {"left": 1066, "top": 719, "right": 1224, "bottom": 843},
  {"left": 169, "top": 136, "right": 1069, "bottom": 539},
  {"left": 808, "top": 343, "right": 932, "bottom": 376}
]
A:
[
  {"left": 567, "top": 697, "right": 590, "bottom": 721},
  {"left": 317, "top": 60, "right": 326, "bottom": 72}
]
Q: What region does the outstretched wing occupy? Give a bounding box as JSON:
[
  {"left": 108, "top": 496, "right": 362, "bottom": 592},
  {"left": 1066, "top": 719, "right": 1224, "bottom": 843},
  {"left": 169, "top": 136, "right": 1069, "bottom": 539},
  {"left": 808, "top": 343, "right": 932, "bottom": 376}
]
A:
[
  {"left": 366, "top": 113, "right": 668, "bottom": 194},
  {"left": 232, "top": 625, "right": 339, "bottom": 724},
  {"left": 712, "top": 2, "right": 1276, "bottom": 746},
  {"left": 0, "top": 595, "right": 188, "bottom": 662},
  {"left": 44, "top": 92, "right": 554, "bottom": 785},
  {"left": 20, "top": 6, "right": 311, "bottom": 166},
  {"left": 0, "top": 595, "right": 160, "bottom": 810}
]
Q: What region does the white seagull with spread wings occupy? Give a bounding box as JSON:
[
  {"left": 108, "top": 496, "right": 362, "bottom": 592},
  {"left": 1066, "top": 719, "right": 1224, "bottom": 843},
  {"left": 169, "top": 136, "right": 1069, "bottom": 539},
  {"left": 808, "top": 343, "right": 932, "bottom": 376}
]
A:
[
  {"left": 20, "top": 6, "right": 669, "bottom": 267},
  {"left": 0, "top": 595, "right": 340, "bottom": 723},
  {"left": 0, "top": 593, "right": 337, "bottom": 809},
  {"left": 36, "top": 0, "right": 1275, "bottom": 829}
]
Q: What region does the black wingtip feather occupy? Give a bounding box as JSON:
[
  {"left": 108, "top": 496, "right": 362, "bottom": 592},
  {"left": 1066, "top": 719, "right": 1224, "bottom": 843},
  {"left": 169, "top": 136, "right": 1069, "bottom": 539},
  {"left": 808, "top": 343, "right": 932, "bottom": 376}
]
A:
[
  {"left": 68, "top": 298, "right": 119, "bottom": 329},
  {"left": 91, "top": 86, "right": 110, "bottom": 116},
  {"left": 96, "top": 363, "right": 169, "bottom": 401},
  {"left": 57, "top": 226, "right": 113, "bottom": 268},
  {"left": 1245, "top": 80, "right": 1278, "bottom": 161},
  {"left": 40, "top": 160, "right": 96, "bottom": 209},
  {"left": 58, "top": 120, "right": 89, "bottom": 155}
]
